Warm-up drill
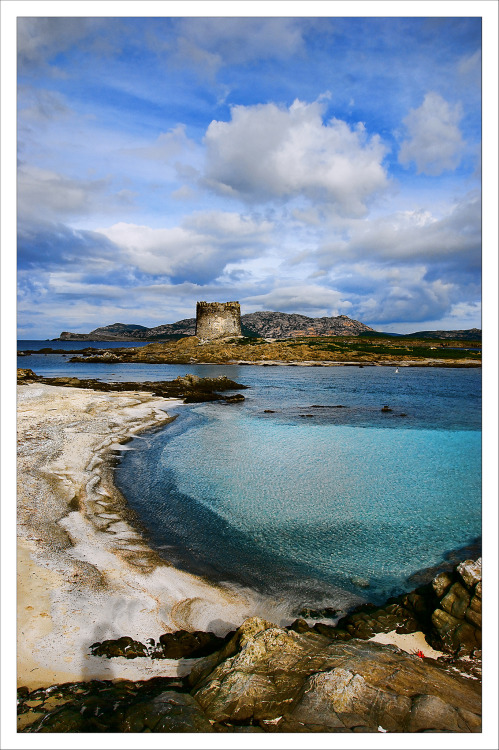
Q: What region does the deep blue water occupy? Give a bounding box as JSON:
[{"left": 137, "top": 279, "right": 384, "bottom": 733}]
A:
[
  {"left": 19, "top": 344, "right": 481, "bottom": 614},
  {"left": 18, "top": 339, "right": 150, "bottom": 351}
]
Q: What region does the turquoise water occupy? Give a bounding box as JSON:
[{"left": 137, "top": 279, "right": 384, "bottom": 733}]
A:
[
  {"left": 19, "top": 345, "right": 481, "bottom": 610},
  {"left": 111, "top": 365, "right": 481, "bottom": 611}
]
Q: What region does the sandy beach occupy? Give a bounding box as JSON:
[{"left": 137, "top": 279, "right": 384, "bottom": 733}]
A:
[{"left": 17, "top": 383, "right": 286, "bottom": 690}]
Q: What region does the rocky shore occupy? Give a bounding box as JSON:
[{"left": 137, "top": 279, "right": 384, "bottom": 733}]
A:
[
  {"left": 18, "top": 559, "right": 482, "bottom": 733},
  {"left": 16, "top": 378, "right": 483, "bottom": 734}
]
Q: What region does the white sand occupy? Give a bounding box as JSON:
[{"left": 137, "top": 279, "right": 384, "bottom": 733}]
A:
[
  {"left": 17, "top": 384, "right": 285, "bottom": 689},
  {"left": 369, "top": 629, "right": 444, "bottom": 659}
]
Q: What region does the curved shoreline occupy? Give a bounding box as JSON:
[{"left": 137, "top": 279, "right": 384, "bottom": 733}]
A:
[
  {"left": 17, "top": 380, "right": 481, "bottom": 694},
  {"left": 17, "top": 383, "right": 280, "bottom": 689}
]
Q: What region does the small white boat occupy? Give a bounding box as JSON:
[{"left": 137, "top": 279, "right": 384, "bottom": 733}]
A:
[{"left": 395, "top": 368, "right": 399, "bottom": 373}]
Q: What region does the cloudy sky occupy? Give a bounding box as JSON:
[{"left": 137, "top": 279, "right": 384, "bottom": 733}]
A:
[{"left": 16, "top": 13, "right": 483, "bottom": 338}]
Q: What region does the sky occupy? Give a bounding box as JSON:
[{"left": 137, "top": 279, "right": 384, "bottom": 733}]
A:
[{"left": 15, "top": 12, "right": 485, "bottom": 338}]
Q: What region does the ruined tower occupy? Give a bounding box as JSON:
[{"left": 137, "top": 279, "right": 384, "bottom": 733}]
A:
[{"left": 195, "top": 301, "right": 242, "bottom": 340}]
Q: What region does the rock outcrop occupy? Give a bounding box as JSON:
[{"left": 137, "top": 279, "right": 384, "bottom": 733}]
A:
[
  {"left": 18, "top": 559, "right": 482, "bottom": 733},
  {"left": 189, "top": 617, "right": 481, "bottom": 732},
  {"left": 17, "top": 370, "right": 248, "bottom": 404},
  {"left": 430, "top": 559, "right": 482, "bottom": 654}
]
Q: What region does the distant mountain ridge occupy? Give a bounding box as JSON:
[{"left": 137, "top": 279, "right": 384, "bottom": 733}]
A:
[
  {"left": 57, "top": 315, "right": 481, "bottom": 342},
  {"left": 58, "top": 312, "right": 374, "bottom": 341}
]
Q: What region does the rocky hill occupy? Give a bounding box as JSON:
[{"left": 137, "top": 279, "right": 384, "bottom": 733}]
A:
[
  {"left": 59, "top": 312, "right": 374, "bottom": 341},
  {"left": 403, "top": 328, "right": 482, "bottom": 341}
]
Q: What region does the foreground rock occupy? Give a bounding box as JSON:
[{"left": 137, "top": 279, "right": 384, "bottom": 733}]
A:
[
  {"left": 189, "top": 618, "right": 481, "bottom": 732},
  {"left": 19, "top": 614, "right": 481, "bottom": 733},
  {"left": 18, "top": 558, "right": 482, "bottom": 733}
]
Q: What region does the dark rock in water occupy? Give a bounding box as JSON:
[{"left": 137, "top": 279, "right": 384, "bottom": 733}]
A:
[
  {"left": 299, "top": 606, "right": 339, "bottom": 620},
  {"left": 222, "top": 393, "right": 245, "bottom": 403},
  {"left": 89, "top": 629, "right": 232, "bottom": 661},
  {"left": 17, "top": 369, "right": 248, "bottom": 405}
]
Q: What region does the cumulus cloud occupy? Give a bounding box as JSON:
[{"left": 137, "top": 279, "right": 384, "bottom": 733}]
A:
[
  {"left": 398, "top": 92, "right": 464, "bottom": 175},
  {"left": 98, "top": 212, "right": 273, "bottom": 284},
  {"left": 203, "top": 99, "right": 389, "bottom": 216},
  {"left": 315, "top": 191, "right": 481, "bottom": 274}
]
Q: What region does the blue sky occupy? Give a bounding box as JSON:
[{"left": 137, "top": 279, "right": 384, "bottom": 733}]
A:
[{"left": 16, "top": 13, "right": 484, "bottom": 338}]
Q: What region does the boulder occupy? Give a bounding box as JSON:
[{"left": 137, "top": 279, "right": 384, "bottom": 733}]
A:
[
  {"left": 90, "top": 636, "right": 149, "bottom": 659},
  {"left": 158, "top": 630, "right": 229, "bottom": 659},
  {"left": 440, "top": 582, "right": 470, "bottom": 620},
  {"left": 432, "top": 571, "right": 453, "bottom": 598},
  {"left": 431, "top": 609, "right": 480, "bottom": 653},
  {"left": 190, "top": 617, "right": 481, "bottom": 732},
  {"left": 457, "top": 559, "right": 482, "bottom": 589}
]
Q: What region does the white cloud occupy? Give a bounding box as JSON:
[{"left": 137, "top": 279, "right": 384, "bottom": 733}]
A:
[
  {"left": 17, "top": 165, "right": 112, "bottom": 220},
  {"left": 398, "top": 92, "right": 464, "bottom": 176},
  {"left": 171, "top": 18, "right": 306, "bottom": 73},
  {"left": 203, "top": 99, "right": 389, "bottom": 216},
  {"left": 242, "top": 284, "right": 350, "bottom": 317},
  {"left": 98, "top": 212, "right": 273, "bottom": 283},
  {"left": 315, "top": 191, "right": 481, "bottom": 272}
]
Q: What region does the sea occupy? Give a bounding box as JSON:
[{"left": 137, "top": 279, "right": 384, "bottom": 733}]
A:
[{"left": 18, "top": 340, "right": 482, "bottom": 616}]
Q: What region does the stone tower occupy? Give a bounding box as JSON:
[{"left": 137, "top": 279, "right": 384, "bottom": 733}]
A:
[{"left": 195, "top": 301, "right": 242, "bottom": 340}]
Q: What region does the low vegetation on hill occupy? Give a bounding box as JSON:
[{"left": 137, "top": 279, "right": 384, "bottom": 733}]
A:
[{"left": 65, "top": 334, "right": 481, "bottom": 367}]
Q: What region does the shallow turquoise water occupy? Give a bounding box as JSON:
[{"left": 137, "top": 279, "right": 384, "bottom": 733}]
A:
[{"left": 112, "top": 366, "right": 481, "bottom": 610}]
